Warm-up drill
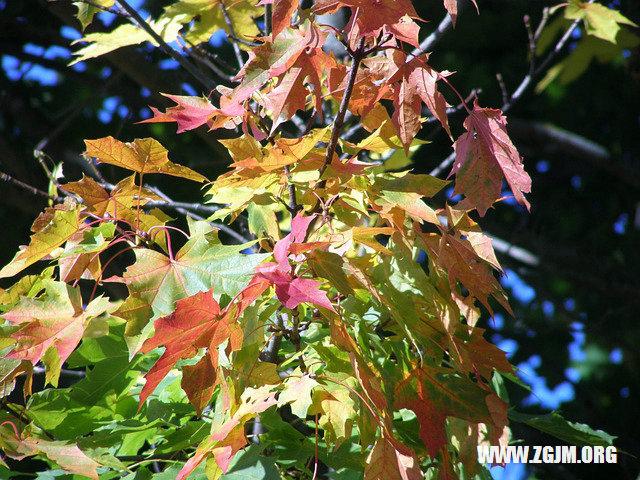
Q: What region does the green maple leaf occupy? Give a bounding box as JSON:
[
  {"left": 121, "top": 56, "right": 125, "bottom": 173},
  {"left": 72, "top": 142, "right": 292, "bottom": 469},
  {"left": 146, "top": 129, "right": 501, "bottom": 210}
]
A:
[
  {"left": 114, "top": 230, "right": 269, "bottom": 320},
  {"left": 565, "top": 0, "right": 637, "bottom": 44}
]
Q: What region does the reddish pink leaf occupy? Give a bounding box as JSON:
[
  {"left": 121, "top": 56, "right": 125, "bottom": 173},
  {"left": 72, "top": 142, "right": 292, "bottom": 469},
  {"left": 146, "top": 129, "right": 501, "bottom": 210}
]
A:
[
  {"left": 279, "top": 276, "right": 335, "bottom": 311},
  {"left": 273, "top": 212, "right": 315, "bottom": 269},
  {"left": 314, "top": 0, "right": 420, "bottom": 48},
  {"left": 388, "top": 52, "right": 451, "bottom": 151},
  {"left": 140, "top": 94, "right": 217, "bottom": 133},
  {"left": 450, "top": 99, "right": 531, "bottom": 215},
  {"left": 254, "top": 263, "right": 335, "bottom": 311}
]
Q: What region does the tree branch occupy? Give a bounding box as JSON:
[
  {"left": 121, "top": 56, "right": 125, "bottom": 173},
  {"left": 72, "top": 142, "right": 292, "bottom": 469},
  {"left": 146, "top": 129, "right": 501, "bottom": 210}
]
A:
[
  {"left": 410, "top": 13, "right": 454, "bottom": 58},
  {"left": 220, "top": 0, "right": 246, "bottom": 69},
  {"left": 318, "top": 37, "right": 366, "bottom": 180},
  {"left": 0, "top": 170, "right": 63, "bottom": 202},
  {"left": 501, "top": 1, "right": 594, "bottom": 112},
  {"left": 114, "top": 0, "right": 217, "bottom": 92}
]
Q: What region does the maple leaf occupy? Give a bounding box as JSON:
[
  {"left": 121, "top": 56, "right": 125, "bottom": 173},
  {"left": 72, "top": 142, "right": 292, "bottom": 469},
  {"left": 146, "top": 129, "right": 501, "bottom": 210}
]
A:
[
  {"left": 394, "top": 366, "right": 495, "bottom": 457},
  {"left": 0, "top": 424, "right": 100, "bottom": 480},
  {"left": 314, "top": 0, "right": 420, "bottom": 48},
  {"left": 84, "top": 136, "right": 208, "bottom": 182},
  {"left": 140, "top": 94, "right": 218, "bottom": 133},
  {"left": 181, "top": 355, "right": 218, "bottom": 416},
  {"left": 254, "top": 213, "right": 336, "bottom": 311},
  {"left": 160, "top": 0, "right": 263, "bottom": 46},
  {"left": 328, "top": 59, "right": 392, "bottom": 118},
  {"left": 364, "top": 435, "right": 422, "bottom": 480},
  {"left": 70, "top": 16, "right": 183, "bottom": 64},
  {"left": 232, "top": 23, "right": 318, "bottom": 104},
  {"left": 65, "top": 174, "right": 171, "bottom": 242},
  {"left": 139, "top": 289, "right": 226, "bottom": 405},
  {"left": 56, "top": 226, "right": 114, "bottom": 283},
  {"left": 449, "top": 99, "right": 531, "bottom": 215},
  {"left": 266, "top": 44, "right": 335, "bottom": 132},
  {"left": 257, "top": 265, "right": 336, "bottom": 311},
  {"left": 1, "top": 281, "right": 118, "bottom": 386},
  {"left": 427, "top": 231, "right": 512, "bottom": 316},
  {"left": 177, "top": 385, "right": 279, "bottom": 478},
  {"left": 388, "top": 52, "right": 452, "bottom": 151},
  {"left": 262, "top": 0, "right": 299, "bottom": 39},
  {"left": 111, "top": 230, "right": 269, "bottom": 320},
  {"left": 140, "top": 93, "right": 244, "bottom": 133},
  {"left": 74, "top": 0, "right": 114, "bottom": 30},
  {"left": 0, "top": 205, "right": 80, "bottom": 279},
  {"left": 565, "top": 0, "right": 637, "bottom": 44},
  {"left": 278, "top": 374, "right": 319, "bottom": 418},
  {"left": 140, "top": 279, "right": 268, "bottom": 405},
  {"left": 443, "top": 0, "right": 479, "bottom": 27}
]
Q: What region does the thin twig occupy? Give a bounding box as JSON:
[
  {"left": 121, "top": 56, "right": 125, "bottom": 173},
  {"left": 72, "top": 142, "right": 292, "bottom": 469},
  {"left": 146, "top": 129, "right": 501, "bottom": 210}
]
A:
[
  {"left": 502, "top": 1, "right": 594, "bottom": 111},
  {"left": 429, "top": 151, "right": 456, "bottom": 177},
  {"left": 496, "top": 73, "right": 509, "bottom": 106},
  {"left": 0, "top": 170, "right": 63, "bottom": 202},
  {"left": 144, "top": 200, "right": 218, "bottom": 215},
  {"left": 264, "top": 3, "right": 272, "bottom": 36},
  {"left": 261, "top": 314, "right": 285, "bottom": 363},
  {"left": 143, "top": 186, "right": 251, "bottom": 244},
  {"left": 524, "top": 15, "right": 536, "bottom": 76},
  {"left": 114, "top": 0, "right": 217, "bottom": 92},
  {"left": 220, "top": 0, "right": 245, "bottom": 69},
  {"left": 410, "top": 13, "right": 454, "bottom": 58},
  {"left": 33, "top": 367, "right": 86, "bottom": 378},
  {"left": 177, "top": 35, "right": 234, "bottom": 83},
  {"left": 283, "top": 165, "right": 300, "bottom": 214},
  {"left": 424, "top": 88, "right": 480, "bottom": 126}
]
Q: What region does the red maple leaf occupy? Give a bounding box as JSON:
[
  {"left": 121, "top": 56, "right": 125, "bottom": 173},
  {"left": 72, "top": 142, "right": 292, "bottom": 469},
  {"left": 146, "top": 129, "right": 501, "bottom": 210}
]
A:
[
  {"left": 139, "top": 279, "right": 269, "bottom": 406},
  {"left": 449, "top": 99, "right": 531, "bottom": 215},
  {"left": 384, "top": 52, "right": 452, "bottom": 151},
  {"left": 314, "top": 0, "right": 421, "bottom": 48}
]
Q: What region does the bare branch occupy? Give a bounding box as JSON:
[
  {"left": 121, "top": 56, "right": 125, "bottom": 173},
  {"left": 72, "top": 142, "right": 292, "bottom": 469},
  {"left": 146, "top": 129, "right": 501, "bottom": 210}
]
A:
[
  {"left": 114, "top": 0, "right": 217, "bottom": 92},
  {"left": 429, "top": 151, "right": 456, "bottom": 178},
  {"left": 318, "top": 37, "right": 366, "bottom": 180},
  {"left": 502, "top": 1, "right": 594, "bottom": 112},
  {"left": 410, "top": 13, "right": 454, "bottom": 58},
  {"left": 0, "top": 170, "right": 63, "bottom": 202},
  {"left": 220, "top": 0, "right": 246, "bottom": 69}
]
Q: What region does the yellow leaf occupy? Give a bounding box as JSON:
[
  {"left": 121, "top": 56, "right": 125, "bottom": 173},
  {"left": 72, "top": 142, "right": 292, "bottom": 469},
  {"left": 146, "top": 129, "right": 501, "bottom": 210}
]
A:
[
  {"left": 84, "top": 136, "right": 208, "bottom": 182},
  {"left": 70, "top": 16, "right": 183, "bottom": 64},
  {"left": 0, "top": 207, "right": 81, "bottom": 279}
]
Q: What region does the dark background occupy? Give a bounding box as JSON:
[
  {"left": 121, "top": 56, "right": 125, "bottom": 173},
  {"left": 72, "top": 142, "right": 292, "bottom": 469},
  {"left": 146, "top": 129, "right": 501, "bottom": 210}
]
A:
[{"left": 1, "top": 0, "right": 639, "bottom": 478}]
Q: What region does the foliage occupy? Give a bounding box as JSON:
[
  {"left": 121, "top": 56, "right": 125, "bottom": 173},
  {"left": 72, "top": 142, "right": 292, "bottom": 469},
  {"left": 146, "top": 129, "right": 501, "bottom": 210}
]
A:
[{"left": 1, "top": 0, "right": 634, "bottom": 479}]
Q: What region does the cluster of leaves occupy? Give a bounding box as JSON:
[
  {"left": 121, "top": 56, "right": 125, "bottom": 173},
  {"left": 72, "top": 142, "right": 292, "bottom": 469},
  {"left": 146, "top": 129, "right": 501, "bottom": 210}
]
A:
[{"left": 1, "top": 0, "right": 628, "bottom": 479}]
